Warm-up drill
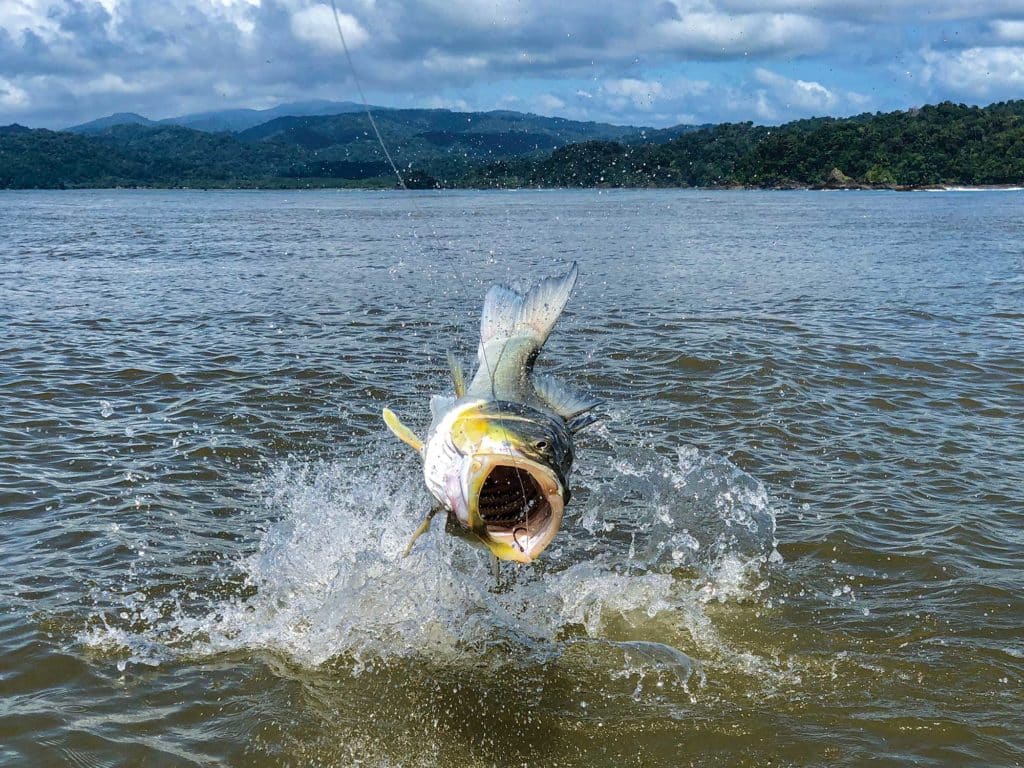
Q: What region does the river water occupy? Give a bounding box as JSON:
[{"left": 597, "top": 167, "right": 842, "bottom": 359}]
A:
[{"left": 1, "top": 189, "right": 1021, "bottom": 766}]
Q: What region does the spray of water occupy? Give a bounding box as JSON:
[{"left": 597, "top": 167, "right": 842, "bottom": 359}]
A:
[{"left": 81, "top": 440, "right": 784, "bottom": 691}]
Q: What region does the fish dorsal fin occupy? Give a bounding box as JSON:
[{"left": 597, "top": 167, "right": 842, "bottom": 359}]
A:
[
  {"left": 382, "top": 407, "right": 424, "bottom": 455},
  {"left": 533, "top": 374, "right": 602, "bottom": 420},
  {"left": 447, "top": 351, "right": 466, "bottom": 397}
]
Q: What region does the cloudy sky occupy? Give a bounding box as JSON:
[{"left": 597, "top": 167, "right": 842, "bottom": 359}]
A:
[{"left": 2, "top": 0, "right": 1023, "bottom": 129}]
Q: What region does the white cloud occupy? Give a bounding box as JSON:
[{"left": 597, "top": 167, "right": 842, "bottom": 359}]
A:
[
  {"left": 738, "top": 68, "right": 870, "bottom": 122},
  {"left": 79, "top": 73, "right": 143, "bottom": 95},
  {"left": 845, "top": 90, "right": 872, "bottom": 109},
  {"left": 422, "top": 51, "right": 488, "bottom": 74},
  {"left": 754, "top": 68, "right": 838, "bottom": 112},
  {"left": 290, "top": 4, "right": 368, "bottom": 52},
  {"left": 920, "top": 45, "right": 1024, "bottom": 96},
  {"left": 991, "top": 19, "right": 1024, "bottom": 43},
  {"left": 0, "top": 0, "right": 1019, "bottom": 129},
  {"left": 599, "top": 76, "right": 710, "bottom": 116},
  {"left": 754, "top": 89, "right": 779, "bottom": 121},
  {"left": 424, "top": 95, "right": 471, "bottom": 111},
  {"left": 414, "top": 0, "right": 530, "bottom": 30},
  {"left": 209, "top": 0, "right": 260, "bottom": 36},
  {"left": 603, "top": 78, "right": 664, "bottom": 109},
  {"left": 717, "top": 0, "right": 1024, "bottom": 23},
  {"left": 653, "top": 9, "right": 827, "bottom": 56},
  {"left": 0, "top": 77, "right": 30, "bottom": 110},
  {"left": 0, "top": 0, "right": 65, "bottom": 42},
  {"left": 533, "top": 93, "right": 566, "bottom": 114}
]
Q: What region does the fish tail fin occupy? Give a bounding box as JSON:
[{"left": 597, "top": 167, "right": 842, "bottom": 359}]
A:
[
  {"left": 479, "top": 285, "right": 522, "bottom": 347},
  {"left": 472, "top": 263, "right": 578, "bottom": 397},
  {"left": 514, "top": 261, "right": 579, "bottom": 347},
  {"left": 479, "top": 262, "right": 578, "bottom": 352}
]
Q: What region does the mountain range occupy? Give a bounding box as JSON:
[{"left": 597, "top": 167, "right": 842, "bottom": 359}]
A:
[
  {"left": 66, "top": 100, "right": 369, "bottom": 134},
  {"left": 3, "top": 99, "right": 1022, "bottom": 189},
  {"left": 2, "top": 104, "right": 684, "bottom": 188}
]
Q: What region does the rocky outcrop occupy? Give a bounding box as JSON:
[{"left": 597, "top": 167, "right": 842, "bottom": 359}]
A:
[{"left": 811, "top": 167, "right": 883, "bottom": 190}]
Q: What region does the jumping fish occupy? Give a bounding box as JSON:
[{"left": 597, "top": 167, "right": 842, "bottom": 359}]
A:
[{"left": 383, "top": 263, "right": 600, "bottom": 563}]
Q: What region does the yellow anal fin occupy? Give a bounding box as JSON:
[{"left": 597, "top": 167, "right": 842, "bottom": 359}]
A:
[
  {"left": 447, "top": 351, "right": 465, "bottom": 397},
  {"left": 403, "top": 507, "right": 441, "bottom": 557},
  {"left": 383, "top": 407, "right": 424, "bottom": 455}
]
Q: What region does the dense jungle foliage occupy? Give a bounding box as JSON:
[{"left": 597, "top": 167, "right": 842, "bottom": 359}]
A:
[{"left": 2, "top": 100, "right": 1022, "bottom": 189}]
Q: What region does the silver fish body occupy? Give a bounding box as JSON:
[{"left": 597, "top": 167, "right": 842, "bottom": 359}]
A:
[{"left": 384, "top": 263, "right": 600, "bottom": 563}]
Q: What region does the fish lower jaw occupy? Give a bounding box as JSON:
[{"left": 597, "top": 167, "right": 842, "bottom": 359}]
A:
[{"left": 470, "top": 456, "right": 565, "bottom": 564}]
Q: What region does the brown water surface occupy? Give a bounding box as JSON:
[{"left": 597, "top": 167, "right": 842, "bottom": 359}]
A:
[{"left": 1, "top": 189, "right": 1022, "bottom": 766}]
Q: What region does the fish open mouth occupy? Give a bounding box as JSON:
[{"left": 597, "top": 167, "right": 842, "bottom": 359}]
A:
[{"left": 471, "top": 458, "right": 564, "bottom": 563}]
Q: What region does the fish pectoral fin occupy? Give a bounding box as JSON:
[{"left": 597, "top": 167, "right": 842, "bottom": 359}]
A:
[
  {"left": 534, "top": 374, "right": 603, "bottom": 421},
  {"left": 566, "top": 411, "right": 602, "bottom": 434},
  {"left": 447, "top": 351, "right": 466, "bottom": 397},
  {"left": 382, "top": 407, "right": 424, "bottom": 455},
  {"left": 402, "top": 506, "right": 442, "bottom": 557}
]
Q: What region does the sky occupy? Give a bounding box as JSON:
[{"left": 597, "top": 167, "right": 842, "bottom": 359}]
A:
[{"left": 1, "top": 0, "right": 1023, "bottom": 129}]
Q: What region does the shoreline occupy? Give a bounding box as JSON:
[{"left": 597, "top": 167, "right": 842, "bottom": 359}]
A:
[{"left": 3, "top": 182, "right": 1023, "bottom": 192}]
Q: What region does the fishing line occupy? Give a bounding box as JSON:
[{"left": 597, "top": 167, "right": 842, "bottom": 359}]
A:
[
  {"left": 327, "top": 1, "right": 533, "bottom": 561},
  {"left": 329, "top": 0, "right": 406, "bottom": 190}
]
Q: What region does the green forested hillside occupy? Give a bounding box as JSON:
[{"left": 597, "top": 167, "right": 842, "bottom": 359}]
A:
[
  {"left": 0, "top": 127, "right": 153, "bottom": 188},
  {"left": 90, "top": 125, "right": 308, "bottom": 181},
  {"left": 1, "top": 107, "right": 652, "bottom": 188},
  {"left": 463, "top": 101, "right": 1024, "bottom": 188},
  {"left": 234, "top": 109, "right": 655, "bottom": 179},
  {"left": 0, "top": 125, "right": 309, "bottom": 187},
  {"left": 734, "top": 101, "right": 1024, "bottom": 185},
  {"left": 2, "top": 101, "right": 1023, "bottom": 189}
]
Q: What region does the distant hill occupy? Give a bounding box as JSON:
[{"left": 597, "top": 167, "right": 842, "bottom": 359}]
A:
[
  {"left": 462, "top": 100, "right": 1024, "bottom": 189},
  {"left": 235, "top": 109, "right": 650, "bottom": 175},
  {"left": 0, "top": 128, "right": 157, "bottom": 187},
  {"left": 622, "top": 123, "right": 713, "bottom": 144},
  {"left": 162, "top": 99, "right": 369, "bottom": 132},
  {"left": 240, "top": 109, "right": 642, "bottom": 145},
  {"left": 66, "top": 100, "right": 371, "bottom": 135},
  {"left": 10, "top": 100, "right": 1022, "bottom": 190},
  {"left": 51, "top": 107, "right": 662, "bottom": 186},
  {"left": 66, "top": 112, "right": 157, "bottom": 134}
]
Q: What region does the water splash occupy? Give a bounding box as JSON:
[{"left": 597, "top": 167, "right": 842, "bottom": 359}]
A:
[{"left": 82, "top": 442, "right": 783, "bottom": 685}]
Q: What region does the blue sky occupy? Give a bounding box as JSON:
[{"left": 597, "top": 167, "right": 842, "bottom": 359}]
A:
[{"left": 1, "top": 0, "right": 1023, "bottom": 129}]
